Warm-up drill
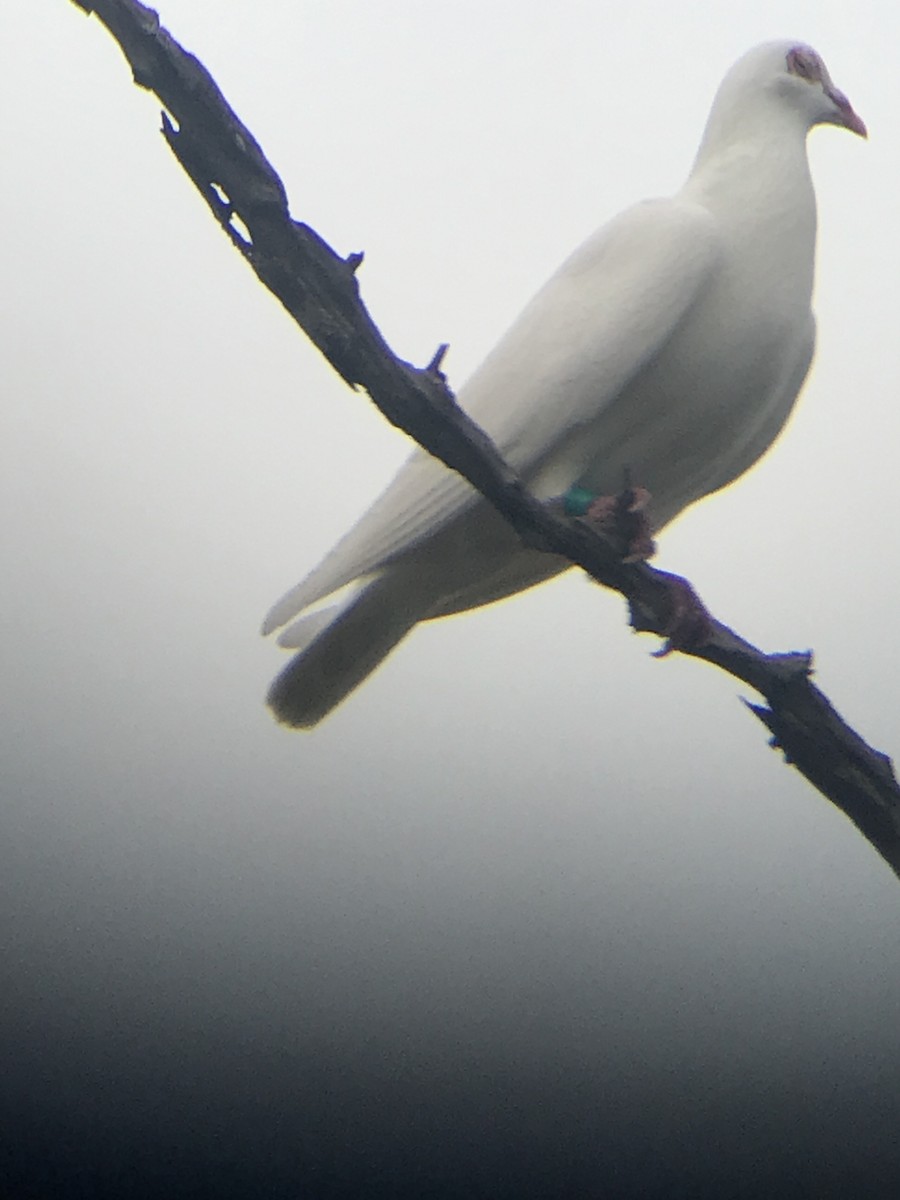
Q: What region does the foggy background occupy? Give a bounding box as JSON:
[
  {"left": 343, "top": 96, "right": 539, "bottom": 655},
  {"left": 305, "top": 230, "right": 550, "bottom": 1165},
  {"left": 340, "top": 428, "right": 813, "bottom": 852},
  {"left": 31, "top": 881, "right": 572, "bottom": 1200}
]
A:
[{"left": 3, "top": 2, "right": 900, "bottom": 1196}]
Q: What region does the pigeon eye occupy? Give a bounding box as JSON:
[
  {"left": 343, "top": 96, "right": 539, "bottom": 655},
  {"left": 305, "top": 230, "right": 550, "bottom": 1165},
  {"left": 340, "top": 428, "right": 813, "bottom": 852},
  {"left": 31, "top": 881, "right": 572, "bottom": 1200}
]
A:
[{"left": 787, "top": 47, "right": 821, "bottom": 82}]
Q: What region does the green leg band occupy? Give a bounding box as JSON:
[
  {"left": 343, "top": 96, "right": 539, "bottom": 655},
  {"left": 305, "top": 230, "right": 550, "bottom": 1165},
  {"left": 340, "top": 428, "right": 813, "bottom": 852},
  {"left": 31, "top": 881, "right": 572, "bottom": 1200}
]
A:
[{"left": 562, "top": 486, "right": 596, "bottom": 516}]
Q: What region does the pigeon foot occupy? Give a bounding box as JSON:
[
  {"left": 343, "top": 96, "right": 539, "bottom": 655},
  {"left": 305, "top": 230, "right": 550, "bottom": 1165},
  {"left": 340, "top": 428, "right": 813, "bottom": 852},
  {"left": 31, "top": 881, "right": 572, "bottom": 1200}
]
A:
[{"left": 564, "top": 482, "right": 656, "bottom": 561}]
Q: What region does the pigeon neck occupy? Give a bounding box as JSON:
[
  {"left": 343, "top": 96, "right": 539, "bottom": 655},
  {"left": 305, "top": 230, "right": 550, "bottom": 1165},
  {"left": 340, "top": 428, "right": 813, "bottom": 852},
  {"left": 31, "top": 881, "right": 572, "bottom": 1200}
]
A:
[
  {"left": 682, "top": 119, "right": 818, "bottom": 302},
  {"left": 683, "top": 112, "right": 815, "bottom": 226},
  {"left": 689, "top": 91, "right": 812, "bottom": 179}
]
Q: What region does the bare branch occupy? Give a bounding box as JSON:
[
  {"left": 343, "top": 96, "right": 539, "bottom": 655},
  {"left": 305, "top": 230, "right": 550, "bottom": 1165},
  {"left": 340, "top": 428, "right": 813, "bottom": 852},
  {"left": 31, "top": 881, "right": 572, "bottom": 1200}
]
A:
[{"left": 69, "top": 0, "right": 900, "bottom": 877}]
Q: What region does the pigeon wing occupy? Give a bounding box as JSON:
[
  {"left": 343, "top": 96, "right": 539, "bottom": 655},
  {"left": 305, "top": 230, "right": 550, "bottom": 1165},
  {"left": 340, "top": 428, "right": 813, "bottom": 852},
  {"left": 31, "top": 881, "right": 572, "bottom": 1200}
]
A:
[{"left": 263, "top": 197, "right": 720, "bottom": 633}]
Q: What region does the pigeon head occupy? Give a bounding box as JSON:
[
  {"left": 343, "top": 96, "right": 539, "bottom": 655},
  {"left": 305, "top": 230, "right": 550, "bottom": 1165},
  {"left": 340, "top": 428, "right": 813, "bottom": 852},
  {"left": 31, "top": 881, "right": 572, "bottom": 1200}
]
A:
[
  {"left": 695, "top": 40, "right": 866, "bottom": 161},
  {"left": 783, "top": 43, "right": 867, "bottom": 137}
]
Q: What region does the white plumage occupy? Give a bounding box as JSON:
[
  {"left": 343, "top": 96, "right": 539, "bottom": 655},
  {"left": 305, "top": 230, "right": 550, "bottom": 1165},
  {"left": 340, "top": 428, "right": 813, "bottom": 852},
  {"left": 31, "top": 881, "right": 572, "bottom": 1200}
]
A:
[{"left": 264, "top": 40, "right": 865, "bottom": 728}]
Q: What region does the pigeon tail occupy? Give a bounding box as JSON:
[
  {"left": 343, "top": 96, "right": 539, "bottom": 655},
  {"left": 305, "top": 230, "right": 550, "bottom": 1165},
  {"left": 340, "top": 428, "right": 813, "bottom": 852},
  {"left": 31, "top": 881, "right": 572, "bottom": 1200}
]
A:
[{"left": 267, "top": 571, "right": 422, "bottom": 728}]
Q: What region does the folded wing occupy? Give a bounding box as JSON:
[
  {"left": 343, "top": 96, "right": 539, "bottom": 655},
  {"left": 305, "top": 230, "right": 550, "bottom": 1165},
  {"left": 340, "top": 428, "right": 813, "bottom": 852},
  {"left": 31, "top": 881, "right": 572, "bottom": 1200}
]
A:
[{"left": 263, "top": 196, "right": 720, "bottom": 634}]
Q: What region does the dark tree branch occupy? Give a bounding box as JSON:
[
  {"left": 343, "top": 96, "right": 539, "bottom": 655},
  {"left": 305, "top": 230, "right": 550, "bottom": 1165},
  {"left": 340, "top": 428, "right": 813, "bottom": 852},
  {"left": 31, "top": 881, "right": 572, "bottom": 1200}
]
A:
[{"left": 70, "top": 0, "right": 900, "bottom": 877}]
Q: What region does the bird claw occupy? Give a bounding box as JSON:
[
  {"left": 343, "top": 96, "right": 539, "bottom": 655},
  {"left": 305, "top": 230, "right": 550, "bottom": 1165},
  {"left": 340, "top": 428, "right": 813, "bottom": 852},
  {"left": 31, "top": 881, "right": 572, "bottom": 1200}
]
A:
[
  {"left": 580, "top": 484, "right": 656, "bottom": 561},
  {"left": 562, "top": 485, "right": 709, "bottom": 649}
]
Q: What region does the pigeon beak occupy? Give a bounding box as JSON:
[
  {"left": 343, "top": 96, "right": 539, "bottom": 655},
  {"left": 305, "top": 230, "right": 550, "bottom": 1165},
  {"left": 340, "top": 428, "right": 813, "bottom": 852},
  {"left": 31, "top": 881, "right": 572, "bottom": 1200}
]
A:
[{"left": 826, "top": 86, "right": 867, "bottom": 138}]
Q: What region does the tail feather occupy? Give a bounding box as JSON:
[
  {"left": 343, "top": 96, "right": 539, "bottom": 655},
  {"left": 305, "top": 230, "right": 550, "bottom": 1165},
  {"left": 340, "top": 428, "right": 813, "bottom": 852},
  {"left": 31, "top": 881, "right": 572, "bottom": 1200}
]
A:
[
  {"left": 276, "top": 606, "right": 343, "bottom": 652},
  {"left": 267, "top": 572, "right": 422, "bottom": 728},
  {"left": 276, "top": 585, "right": 365, "bottom": 651}
]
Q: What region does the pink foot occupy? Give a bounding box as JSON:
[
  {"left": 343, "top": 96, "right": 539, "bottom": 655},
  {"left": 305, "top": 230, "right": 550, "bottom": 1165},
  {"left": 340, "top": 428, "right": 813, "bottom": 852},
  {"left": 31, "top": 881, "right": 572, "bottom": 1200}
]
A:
[{"left": 583, "top": 484, "right": 656, "bottom": 561}]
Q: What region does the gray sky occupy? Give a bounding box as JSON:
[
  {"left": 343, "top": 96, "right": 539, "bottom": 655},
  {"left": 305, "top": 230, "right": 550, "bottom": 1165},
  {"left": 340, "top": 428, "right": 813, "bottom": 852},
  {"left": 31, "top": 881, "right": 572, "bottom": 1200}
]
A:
[{"left": 3, "top": 2, "right": 900, "bottom": 1195}]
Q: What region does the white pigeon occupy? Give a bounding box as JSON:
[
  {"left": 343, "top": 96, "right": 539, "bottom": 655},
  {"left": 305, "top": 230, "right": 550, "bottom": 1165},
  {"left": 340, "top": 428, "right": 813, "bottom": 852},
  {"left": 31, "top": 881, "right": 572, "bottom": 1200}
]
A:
[{"left": 263, "top": 40, "right": 865, "bottom": 728}]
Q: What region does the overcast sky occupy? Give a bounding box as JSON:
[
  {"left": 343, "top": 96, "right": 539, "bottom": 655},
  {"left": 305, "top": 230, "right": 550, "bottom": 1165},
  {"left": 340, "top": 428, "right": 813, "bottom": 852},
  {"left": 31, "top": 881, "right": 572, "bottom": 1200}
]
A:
[{"left": 3, "top": 3, "right": 900, "bottom": 1196}]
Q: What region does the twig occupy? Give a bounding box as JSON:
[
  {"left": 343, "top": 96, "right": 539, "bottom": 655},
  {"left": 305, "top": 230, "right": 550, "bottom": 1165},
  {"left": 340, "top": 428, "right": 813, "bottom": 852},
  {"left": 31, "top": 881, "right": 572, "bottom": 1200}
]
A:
[{"left": 69, "top": 0, "right": 900, "bottom": 877}]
